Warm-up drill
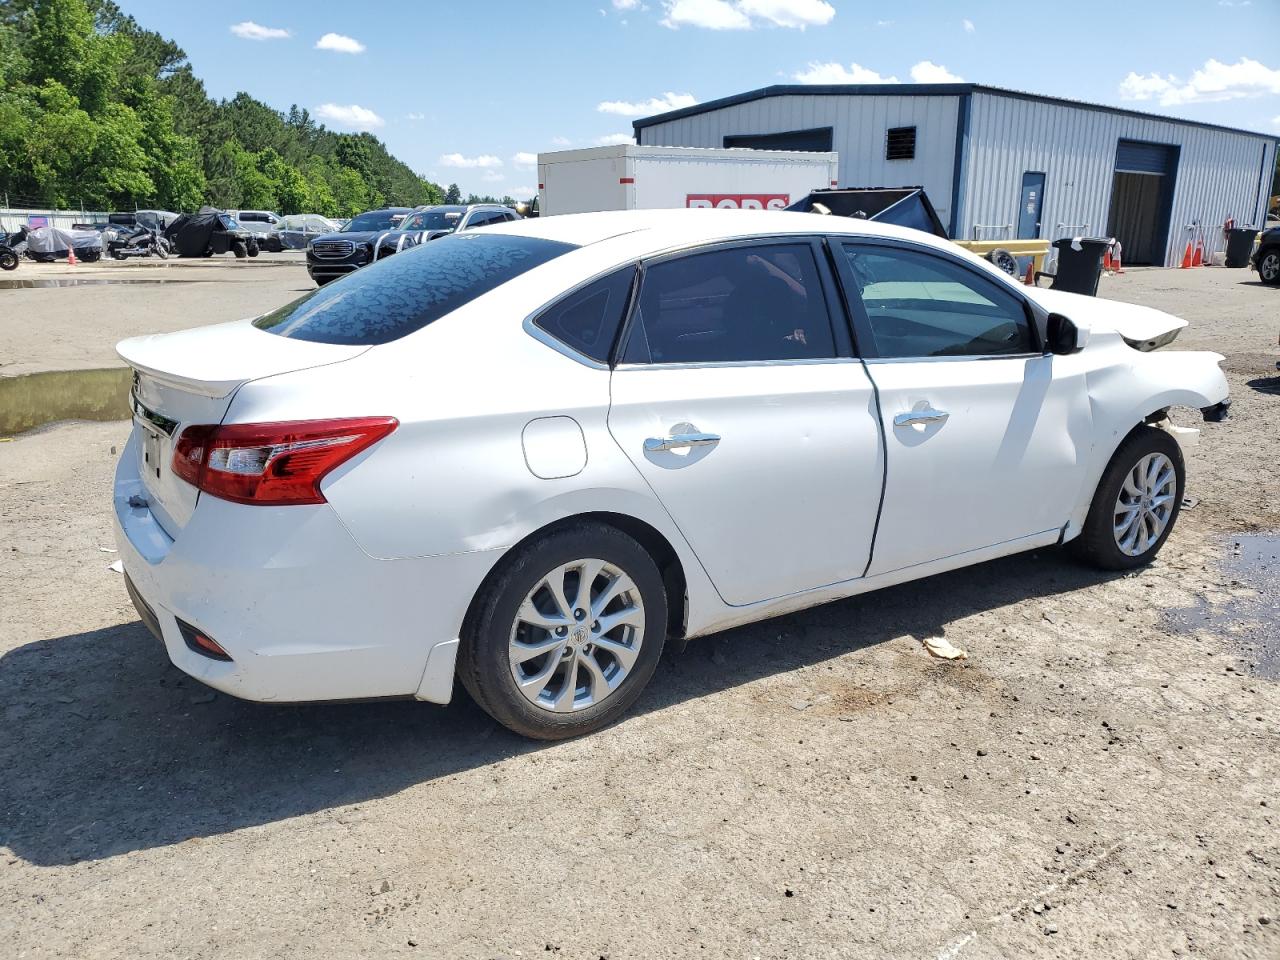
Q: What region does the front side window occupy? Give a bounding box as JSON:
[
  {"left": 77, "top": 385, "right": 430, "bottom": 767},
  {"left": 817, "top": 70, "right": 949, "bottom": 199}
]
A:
[
  {"left": 841, "top": 244, "right": 1035, "bottom": 358},
  {"left": 533, "top": 266, "right": 635, "bottom": 363},
  {"left": 254, "top": 233, "right": 577, "bottom": 345},
  {"left": 621, "top": 243, "right": 836, "bottom": 364}
]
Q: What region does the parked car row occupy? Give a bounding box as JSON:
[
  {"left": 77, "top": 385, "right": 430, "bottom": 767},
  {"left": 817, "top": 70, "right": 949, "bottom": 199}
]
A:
[{"left": 305, "top": 203, "right": 521, "bottom": 285}]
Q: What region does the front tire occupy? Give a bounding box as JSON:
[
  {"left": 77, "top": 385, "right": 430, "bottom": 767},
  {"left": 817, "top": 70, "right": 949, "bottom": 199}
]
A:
[
  {"left": 1071, "top": 426, "right": 1185, "bottom": 570},
  {"left": 0, "top": 249, "right": 17, "bottom": 271},
  {"left": 458, "top": 522, "right": 668, "bottom": 740},
  {"left": 232, "top": 240, "right": 248, "bottom": 259},
  {"left": 1258, "top": 249, "right": 1280, "bottom": 286}
]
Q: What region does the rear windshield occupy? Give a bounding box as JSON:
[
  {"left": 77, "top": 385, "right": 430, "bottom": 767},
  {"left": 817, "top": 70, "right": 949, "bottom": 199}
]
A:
[
  {"left": 346, "top": 211, "right": 404, "bottom": 232},
  {"left": 253, "top": 233, "right": 577, "bottom": 345}
]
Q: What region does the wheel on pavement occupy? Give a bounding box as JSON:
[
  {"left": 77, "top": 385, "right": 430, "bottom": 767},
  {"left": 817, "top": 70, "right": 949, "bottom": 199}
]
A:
[
  {"left": 458, "top": 522, "right": 668, "bottom": 740},
  {"left": 1258, "top": 249, "right": 1280, "bottom": 286},
  {"left": 0, "top": 249, "right": 17, "bottom": 271},
  {"left": 1071, "top": 425, "right": 1185, "bottom": 570}
]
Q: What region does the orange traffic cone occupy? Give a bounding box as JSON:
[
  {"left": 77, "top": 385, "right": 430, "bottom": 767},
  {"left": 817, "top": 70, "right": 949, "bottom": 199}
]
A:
[
  {"left": 1114, "top": 247, "right": 1124, "bottom": 275},
  {"left": 1024, "top": 260, "right": 1036, "bottom": 286},
  {"left": 66, "top": 245, "right": 77, "bottom": 266},
  {"left": 1192, "top": 242, "right": 1203, "bottom": 267},
  {"left": 1103, "top": 249, "right": 1113, "bottom": 274},
  {"left": 1180, "top": 242, "right": 1192, "bottom": 269}
]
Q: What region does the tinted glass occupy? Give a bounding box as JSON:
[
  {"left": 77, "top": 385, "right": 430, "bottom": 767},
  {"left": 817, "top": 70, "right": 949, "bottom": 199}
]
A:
[
  {"left": 841, "top": 244, "right": 1034, "bottom": 358},
  {"left": 623, "top": 244, "right": 835, "bottom": 364},
  {"left": 403, "top": 210, "right": 462, "bottom": 231},
  {"left": 533, "top": 267, "right": 635, "bottom": 363},
  {"left": 467, "top": 211, "right": 503, "bottom": 229},
  {"left": 346, "top": 211, "right": 403, "bottom": 232},
  {"left": 254, "top": 233, "right": 577, "bottom": 345}
]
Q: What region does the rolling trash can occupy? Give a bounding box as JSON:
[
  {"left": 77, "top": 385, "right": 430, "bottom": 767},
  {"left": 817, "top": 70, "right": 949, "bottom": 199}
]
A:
[
  {"left": 1046, "top": 237, "right": 1111, "bottom": 296},
  {"left": 1224, "top": 227, "right": 1257, "bottom": 268}
]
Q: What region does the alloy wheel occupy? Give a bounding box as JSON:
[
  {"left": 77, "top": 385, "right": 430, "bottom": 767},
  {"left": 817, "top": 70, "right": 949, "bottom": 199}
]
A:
[
  {"left": 1261, "top": 252, "right": 1279, "bottom": 282},
  {"left": 508, "top": 558, "right": 645, "bottom": 713},
  {"left": 1113, "top": 452, "right": 1177, "bottom": 556}
]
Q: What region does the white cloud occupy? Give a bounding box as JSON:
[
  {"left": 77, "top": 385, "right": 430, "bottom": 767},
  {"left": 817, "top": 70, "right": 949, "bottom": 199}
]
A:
[
  {"left": 405, "top": 112, "right": 425, "bottom": 121},
  {"left": 595, "top": 133, "right": 636, "bottom": 145},
  {"left": 504, "top": 185, "right": 537, "bottom": 198},
  {"left": 910, "top": 60, "right": 964, "bottom": 83},
  {"left": 512, "top": 152, "right": 538, "bottom": 168},
  {"left": 315, "top": 32, "right": 366, "bottom": 54},
  {"left": 438, "top": 153, "right": 504, "bottom": 169},
  {"left": 613, "top": 0, "right": 642, "bottom": 8},
  {"left": 963, "top": 18, "right": 975, "bottom": 33},
  {"left": 598, "top": 91, "right": 698, "bottom": 116},
  {"left": 481, "top": 170, "right": 505, "bottom": 183},
  {"left": 313, "top": 103, "right": 384, "bottom": 130},
  {"left": 793, "top": 61, "right": 899, "bottom": 84},
  {"left": 551, "top": 136, "right": 572, "bottom": 146},
  {"left": 1271, "top": 114, "right": 1280, "bottom": 130},
  {"left": 660, "top": 0, "right": 832, "bottom": 30},
  {"left": 737, "top": 0, "right": 835, "bottom": 28},
  {"left": 1119, "top": 57, "right": 1280, "bottom": 105},
  {"left": 875, "top": 19, "right": 893, "bottom": 27},
  {"left": 230, "top": 21, "right": 290, "bottom": 41}
]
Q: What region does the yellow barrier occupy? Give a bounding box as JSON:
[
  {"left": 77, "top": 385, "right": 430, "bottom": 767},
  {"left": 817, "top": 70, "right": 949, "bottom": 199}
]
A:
[{"left": 952, "top": 238, "right": 1052, "bottom": 280}]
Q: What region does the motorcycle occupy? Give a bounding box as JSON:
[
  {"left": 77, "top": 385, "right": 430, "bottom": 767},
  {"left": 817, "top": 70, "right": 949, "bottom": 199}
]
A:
[
  {"left": 0, "top": 225, "right": 28, "bottom": 271},
  {"left": 108, "top": 224, "right": 170, "bottom": 260}
]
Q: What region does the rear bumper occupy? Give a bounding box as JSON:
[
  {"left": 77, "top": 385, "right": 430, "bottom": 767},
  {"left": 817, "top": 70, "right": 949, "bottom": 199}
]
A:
[{"left": 112, "top": 430, "right": 501, "bottom": 704}]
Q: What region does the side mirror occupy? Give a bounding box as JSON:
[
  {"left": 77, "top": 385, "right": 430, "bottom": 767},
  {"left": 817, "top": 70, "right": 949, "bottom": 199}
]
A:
[{"left": 1046, "top": 312, "right": 1088, "bottom": 355}]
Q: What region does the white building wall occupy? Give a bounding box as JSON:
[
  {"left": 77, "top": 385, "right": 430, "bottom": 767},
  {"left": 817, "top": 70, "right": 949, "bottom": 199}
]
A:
[
  {"left": 637, "top": 94, "right": 961, "bottom": 229},
  {"left": 961, "top": 91, "right": 1276, "bottom": 265}
]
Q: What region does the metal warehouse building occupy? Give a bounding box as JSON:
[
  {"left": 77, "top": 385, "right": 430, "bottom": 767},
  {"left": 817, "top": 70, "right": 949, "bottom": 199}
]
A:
[{"left": 633, "top": 84, "right": 1278, "bottom": 266}]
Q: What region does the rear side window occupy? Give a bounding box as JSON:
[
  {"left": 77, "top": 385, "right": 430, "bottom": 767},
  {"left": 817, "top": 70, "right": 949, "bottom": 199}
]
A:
[
  {"left": 621, "top": 243, "right": 836, "bottom": 364},
  {"left": 533, "top": 267, "right": 635, "bottom": 363},
  {"left": 254, "top": 233, "right": 576, "bottom": 345}
]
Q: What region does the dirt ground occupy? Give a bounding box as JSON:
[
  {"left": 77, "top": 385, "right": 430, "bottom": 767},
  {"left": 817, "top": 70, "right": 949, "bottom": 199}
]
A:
[{"left": 1, "top": 262, "right": 1277, "bottom": 959}]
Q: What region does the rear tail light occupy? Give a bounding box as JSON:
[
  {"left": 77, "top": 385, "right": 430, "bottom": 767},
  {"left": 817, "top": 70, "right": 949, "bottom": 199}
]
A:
[{"left": 172, "top": 417, "right": 397, "bottom": 505}]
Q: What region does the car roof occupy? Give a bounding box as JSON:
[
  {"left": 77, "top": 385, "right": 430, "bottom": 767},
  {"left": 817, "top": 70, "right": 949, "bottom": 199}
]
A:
[{"left": 482, "top": 208, "right": 957, "bottom": 257}]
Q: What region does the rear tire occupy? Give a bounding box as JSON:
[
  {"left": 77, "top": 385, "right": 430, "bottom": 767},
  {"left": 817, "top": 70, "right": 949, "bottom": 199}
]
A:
[
  {"left": 1070, "top": 426, "right": 1185, "bottom": 570},
  {"left": 458, "top": 522, "right": 668, "bottom": 740}
]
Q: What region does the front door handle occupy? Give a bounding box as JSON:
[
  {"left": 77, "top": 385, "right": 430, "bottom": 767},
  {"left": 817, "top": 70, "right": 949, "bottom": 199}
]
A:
[
  {"left": 893, "top": 408, "right": 950, "bottom": 427},
  {"left": 644, "top": 432, "right": 721, "bottom": 453}
]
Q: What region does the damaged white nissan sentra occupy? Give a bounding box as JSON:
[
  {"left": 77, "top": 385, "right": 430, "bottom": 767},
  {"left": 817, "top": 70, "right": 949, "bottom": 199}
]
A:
[{"left": 114, "top": 209, "right": 1229, "bottom": 739}]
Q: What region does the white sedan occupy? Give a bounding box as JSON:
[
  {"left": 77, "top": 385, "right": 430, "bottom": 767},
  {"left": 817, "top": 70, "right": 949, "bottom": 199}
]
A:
[{"left": 114, "top": 210, "right": 1228, "bottom": 739}]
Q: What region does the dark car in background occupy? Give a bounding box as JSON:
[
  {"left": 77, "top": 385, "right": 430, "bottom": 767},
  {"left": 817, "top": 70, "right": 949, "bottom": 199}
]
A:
[
  {"left": 1251, "top": 224, "right": 1279, "bottom": 286},
  {"left": 305, "top": 207, "right": 415, "bottom": 285}
]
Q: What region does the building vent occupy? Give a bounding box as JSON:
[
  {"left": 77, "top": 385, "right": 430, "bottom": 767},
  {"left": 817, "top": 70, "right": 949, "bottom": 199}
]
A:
[{"left": 886, "top": 126, "right": 916, "bottom": 161}]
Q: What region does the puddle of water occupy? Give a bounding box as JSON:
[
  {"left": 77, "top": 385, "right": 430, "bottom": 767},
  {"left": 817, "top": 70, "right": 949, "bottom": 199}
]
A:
[
  {"left": 0, "top": 368, "right": 132, "bottom": 435},
  {"left": 1167, "top": 532, "right": 1280, "bottom": 679},
  {"left": 0, "top": 277, "right": 209, "bottom": 289}
]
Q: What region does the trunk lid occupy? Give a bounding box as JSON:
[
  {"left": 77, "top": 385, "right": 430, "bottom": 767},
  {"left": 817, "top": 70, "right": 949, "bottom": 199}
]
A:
[{"left": 118, "top": 318, "right": 368, "bottom": 535}]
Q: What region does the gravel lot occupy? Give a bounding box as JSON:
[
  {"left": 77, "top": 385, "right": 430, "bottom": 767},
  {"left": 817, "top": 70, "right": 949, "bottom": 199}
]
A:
[{"left": 1, "top": 260, "right": 1277, "bottom": 959}]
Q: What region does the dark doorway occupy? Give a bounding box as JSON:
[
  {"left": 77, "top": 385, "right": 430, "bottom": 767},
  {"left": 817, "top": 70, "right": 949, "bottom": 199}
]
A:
[
  {"left": 1017, "top": 171, "right": 1045, "bottom": 239},
  {"left": 1107, "top": 140, "right": 1179, "bottom": 265},
  {"left": 723, "top": 126, "right": 834, "bottom": 152}
]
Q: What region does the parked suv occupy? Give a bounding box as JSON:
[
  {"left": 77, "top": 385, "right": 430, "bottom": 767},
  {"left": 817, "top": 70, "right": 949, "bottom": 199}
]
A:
[
  {"left": 398, "top": 204, "right": 521, "bottom": 240},
  {"left": 305, "top": 207, "right": 415, "bottom": 285}
]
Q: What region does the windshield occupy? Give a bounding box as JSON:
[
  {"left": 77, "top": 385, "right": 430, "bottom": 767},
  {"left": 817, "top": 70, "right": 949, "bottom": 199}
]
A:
[
  {"left": 217, "top": 214, "right": 237, "bottom": 230},
  {"left": 254, "top": 233, "right": 578, "bottom": 345},
  {"left": 402, "top": 210, "right": 463, "bottom": 231},
  {"left": 345, "top": 211, "right": 404, "bottom": 232}
]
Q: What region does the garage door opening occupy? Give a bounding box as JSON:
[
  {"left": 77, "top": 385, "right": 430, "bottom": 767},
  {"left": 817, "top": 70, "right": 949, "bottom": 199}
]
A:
[{"left": 1106, "top": 140, "right": 1180, "bottom": 265}]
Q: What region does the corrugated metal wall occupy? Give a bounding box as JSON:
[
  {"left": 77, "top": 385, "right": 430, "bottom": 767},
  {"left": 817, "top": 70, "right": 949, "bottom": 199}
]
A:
[
  {"left": 961, "top": 92, "right": 1275, "bottom": 265},
  {"left": 637, "top": 94, "right": 961, "bottom": 228}
]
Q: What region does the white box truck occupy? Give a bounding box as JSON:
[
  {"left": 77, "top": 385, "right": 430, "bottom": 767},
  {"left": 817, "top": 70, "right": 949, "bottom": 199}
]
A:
[{"left": 537, "top": 145, "right": 838, "bottom": 217}]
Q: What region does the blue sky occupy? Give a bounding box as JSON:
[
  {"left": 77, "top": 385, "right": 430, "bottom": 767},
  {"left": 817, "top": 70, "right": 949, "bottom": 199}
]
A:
[{"left": 118, "top": 0, "right": 1280, "bottom": 199}]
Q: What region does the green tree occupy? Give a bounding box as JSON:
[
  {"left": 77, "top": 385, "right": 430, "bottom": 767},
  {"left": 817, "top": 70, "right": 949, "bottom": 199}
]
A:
[{"left": 445, "top": 183, "right": 462, "bottom": 204}]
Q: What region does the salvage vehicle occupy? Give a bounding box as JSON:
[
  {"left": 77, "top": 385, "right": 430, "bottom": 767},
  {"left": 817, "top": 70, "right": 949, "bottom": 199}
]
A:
[
  {"left": 276, "top": 214, "right": 341, "bottom": 250},
  {"left": 0, "top": 224, "right": 25, "bottom": 270},
  {"left": 304, "top": 207, "right": 415, "bottom": 285},
  {"left": 114, "top": 209, "right": 1229, "bottom": 740},
  {"left": 1251, "top": 223, "right": 1280, "bottom": 286},
  {"left": 108, "top": 223, "right": 170, "bottom": 260},
  {"left": 25, "top": 225, "right": 103, "bottom": 262},
  {"left": 164, "top": 207, "right": 260, "bottom": 259}
]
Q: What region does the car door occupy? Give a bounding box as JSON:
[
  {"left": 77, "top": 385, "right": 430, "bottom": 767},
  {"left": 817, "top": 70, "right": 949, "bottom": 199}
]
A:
[
  {"left": 607, "top": 238, "right": 884, "bottom": 606},
  {"left": 834, "top": 240, "right": 1091, "bottom": 577}
]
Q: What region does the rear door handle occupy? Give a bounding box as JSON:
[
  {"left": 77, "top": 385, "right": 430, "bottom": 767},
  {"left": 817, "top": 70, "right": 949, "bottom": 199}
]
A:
[
  {"left": 893, "top": 408, "right": 950, "bottom": 427},
  {"left": 644, "top": 432, "right": 721, "bottom": 452}
]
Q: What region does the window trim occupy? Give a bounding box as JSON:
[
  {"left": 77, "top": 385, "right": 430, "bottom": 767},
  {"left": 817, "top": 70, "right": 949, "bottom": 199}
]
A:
[
  {"left": 613, "top": 235, "right": 850, "bottom": 369},
  {"left": 831, "top": 237, "right": 1045, "bottom": 362},
  {"left": 522, "top": 263, "right": 641, "bottom": 369}
]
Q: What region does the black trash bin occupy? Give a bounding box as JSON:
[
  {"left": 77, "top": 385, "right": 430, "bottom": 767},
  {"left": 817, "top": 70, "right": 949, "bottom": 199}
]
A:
[
  {"left": 1224, "top": 227, "right": 1257, "bottom": 268},
  {"left": 1047, "top": 237, "right": 1111, "bottom": 296}
]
